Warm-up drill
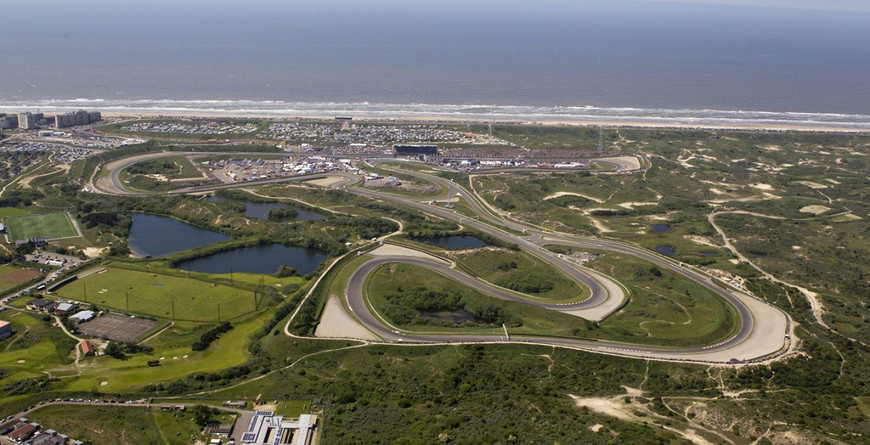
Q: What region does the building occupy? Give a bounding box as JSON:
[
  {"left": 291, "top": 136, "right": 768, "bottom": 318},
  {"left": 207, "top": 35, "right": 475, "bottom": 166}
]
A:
[
  {"left": 0, "top": 320, "right": 12, "bottom": 340},
  {"left": 53, "top": 302, "right": 78, "bottom": 314},
  {"left": 241, "top": 411, "right": 317, "bottom": 445},
  {"left": 69, "top": 310, "right": 95, "bottom": 324},
  {"left": 27, "top": 298, "right": 56, "bottom": 313},
  {"left": 393, "top": 144, "right": 438, "bottom": 156},
  {"left": 24, "top": 429, "right": 66, "bottom": 445},
  {"left": 223, "top": 400, "right": 247, "bottom": 408},
  {"left": 207, "top": 424, "right": 234, "bottom": 437},
  {"left": 18, "top": 112, "right": 40, "bottom": 130},
  {"left": 54, "top": 110, "right": 101, "bottom": 128},
  {"left": 80, "top": 340, "right": 95, "bottom": 357},
  {"left": 0, "top": 114, "right": 18, "bottom": 129},
  {"left": 7, "top": 423, "right": 38, "bottom": 442}
]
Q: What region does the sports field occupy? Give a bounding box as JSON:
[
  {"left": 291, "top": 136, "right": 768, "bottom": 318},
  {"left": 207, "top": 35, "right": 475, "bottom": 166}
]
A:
[
  {"left": 4, "top": 212, "right": 79, "bottom": 241},
  {"left": 57, "top": 267, "right": 259, "bottom": 323},
  {"left": 0, "top": 265, "right": 42, "bottom": 292}
]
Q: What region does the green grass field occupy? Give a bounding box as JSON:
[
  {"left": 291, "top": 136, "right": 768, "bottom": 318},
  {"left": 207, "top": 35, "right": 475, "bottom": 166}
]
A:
[
  {"left": 366, "top": 263, "right": 591, "bottom": 336},
  {"left": 57, "top": 267, "right": 260, "bottom": 323},
  {"left": 4, "top": 212, "right": 79, "bottom": 241},
  {"left": 26, "top": 404, "right": 208, "bottom": 445},
  {"left": 0, "top": 311, "right": 77, "bottom": 387}
]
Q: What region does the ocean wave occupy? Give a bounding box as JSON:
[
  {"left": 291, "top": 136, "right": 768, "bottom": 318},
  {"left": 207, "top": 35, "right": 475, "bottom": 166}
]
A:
[{"left": 1, "top": 98, "right": 869, "bottom": 129}]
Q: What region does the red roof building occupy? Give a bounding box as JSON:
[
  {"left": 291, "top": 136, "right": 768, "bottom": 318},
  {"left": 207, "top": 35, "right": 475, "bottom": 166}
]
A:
[{"left": 80, "top": 340, "right": 95, "bottom": 356}]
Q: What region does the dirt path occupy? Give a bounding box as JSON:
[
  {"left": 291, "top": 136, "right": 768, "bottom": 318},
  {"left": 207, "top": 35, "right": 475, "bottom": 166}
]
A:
[
  {"left": 18, "top": 164, "right": 70, "bottom": 189},
  {"left": 52, "top": 314, "right": 85, "bottom": 372},
  {"left": 708, "top": 211, "right": 828, "bottom": 331}
]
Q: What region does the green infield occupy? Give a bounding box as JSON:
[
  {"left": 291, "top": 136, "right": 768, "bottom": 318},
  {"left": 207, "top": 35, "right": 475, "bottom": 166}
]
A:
[
  {"left": 366, "top": 262, "right": 591, "bottom": 336},
  {"left": 57, "top": 267, "right": 260, "bottom": 323},
  {"left": 4, "top": 212, "right": 79, "bottom": 241}
]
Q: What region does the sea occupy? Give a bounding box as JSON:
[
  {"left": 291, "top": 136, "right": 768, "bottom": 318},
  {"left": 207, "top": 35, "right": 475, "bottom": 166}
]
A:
[{"left": 2, "top": 0, "right": 869, "bottom": 129}]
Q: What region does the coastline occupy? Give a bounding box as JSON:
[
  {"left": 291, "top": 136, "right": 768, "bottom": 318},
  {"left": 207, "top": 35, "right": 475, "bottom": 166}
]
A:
[{"left": 96, "top": 111, "right": 870, "bottom": 134}]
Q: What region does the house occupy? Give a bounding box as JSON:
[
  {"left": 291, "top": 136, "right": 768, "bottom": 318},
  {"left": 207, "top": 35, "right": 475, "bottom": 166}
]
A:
[
  {"left": 80, "top": 340, "right": 95, "bottom": 357},
  {"left": 69, "top": 310, "right": 95, "bottom": 324},
  {"left": 0, "top": 320, "right": 12, "bottom": 340},
  {"left": 27, "top": 298, "right": 56, "bottom": 313},
  {"left": 25, "top": 430, "right": 65, "bottom": 445},
  {"left": 53, "top": 302, "right": 78, "bottom": 314},
  {"left": 7, "top": 423, "right": 38, "bottom": 442}
]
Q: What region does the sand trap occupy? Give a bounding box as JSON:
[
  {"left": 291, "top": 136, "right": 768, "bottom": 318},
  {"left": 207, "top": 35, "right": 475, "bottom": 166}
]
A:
[
  {"left": 100, "top": 381, "right": 108, "bottom": 386},
  {"left": 792, "top": 246, "right": 802, "bottom": 250},
  {"left": 159, "top": 356, "right": 165, "bottom": 360},
  {"left": 315, "top": 296, "right": 379, "bottom": 341},
  {"left": 750, "top": 183, "right": 774, "bottom": 191},
  {"left": 306, "top": 176, "right": 347, "bottom": 187},
  {"left": 543, "top": 191, "right": 605, "bottom": 204},
  {"left": 17, "top": 359, "right": 25, "bottom": 364},
  {"left": 617, "top": 201, "right": 657, "bottom": 209},
  {"left": 570, "top": 394, "right": 634, "bottom": 422},
  {"left": 799, "top": 205, "right": 831, "bottom": 215},
  {"left": 588, "top": 217, "right": 613, "bottom": 233},
  {"left": 683, "top": 235, "right": 720, "bottom": 248},
  {"left": 589, "top": 424, "right": 604, "bottom": 433},
  {"left": 83, "top": 247, "right": 108, "bottom": 258},
  {"left": 833, "top": 213, "right": 862, "bottom": 222},
  {"left": 795, "top": 180, "right": 828, "bottom": 189},
  {"left": 182, "top": 354, "right": 188, "bottom": 358},
  {"left": 172, "top": 356, "right": 178, "bottom": 360}
]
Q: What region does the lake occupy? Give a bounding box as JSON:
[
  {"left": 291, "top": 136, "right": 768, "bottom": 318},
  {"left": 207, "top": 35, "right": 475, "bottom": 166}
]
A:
[
  {"left": 128, "top": 213, "right": 230, "bottom": 257},
  {"left": 650, "top": 224, "right": 671, "bottom": 233},
  {"left": 655, "top": 245, "right": 676, "bottom": 256},
  {"left": 175, "top": 244, "right": 328, "bottom": 276},
  {"left": 412, "top": 235, "right": 487, "bottom": 250}
]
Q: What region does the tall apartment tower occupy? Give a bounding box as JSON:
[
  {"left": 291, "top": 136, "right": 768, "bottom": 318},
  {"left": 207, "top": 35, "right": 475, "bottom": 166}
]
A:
[{"left": 18, "top": 112, "right": 39, "bottom": 130}]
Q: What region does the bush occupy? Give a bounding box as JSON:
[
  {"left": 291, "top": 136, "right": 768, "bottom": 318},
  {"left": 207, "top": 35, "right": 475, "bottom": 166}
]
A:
[{"left": 192, "top": 322, "right": 233, "bottom": 351}]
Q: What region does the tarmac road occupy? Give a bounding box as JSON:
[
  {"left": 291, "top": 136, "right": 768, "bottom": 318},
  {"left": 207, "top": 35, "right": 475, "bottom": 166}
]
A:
[{"left": 96, "top": 152, "right": 791, "bottom": 363}]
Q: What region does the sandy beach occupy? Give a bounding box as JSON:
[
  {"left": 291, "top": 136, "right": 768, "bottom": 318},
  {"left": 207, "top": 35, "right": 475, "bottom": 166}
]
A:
[{"left": 95, "top": 111, "right": 870, "bottom": 134}]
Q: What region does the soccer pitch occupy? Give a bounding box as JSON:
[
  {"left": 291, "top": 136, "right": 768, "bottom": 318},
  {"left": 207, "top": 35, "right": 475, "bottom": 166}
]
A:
[{"left": 4, "top": 212, "right": 80, "bottom": 241}]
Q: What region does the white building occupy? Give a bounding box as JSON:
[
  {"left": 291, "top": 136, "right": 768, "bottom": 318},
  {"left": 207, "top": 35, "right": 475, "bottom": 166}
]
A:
[{"left": 241, "top": 411, "right": 317, "bottom": 445}]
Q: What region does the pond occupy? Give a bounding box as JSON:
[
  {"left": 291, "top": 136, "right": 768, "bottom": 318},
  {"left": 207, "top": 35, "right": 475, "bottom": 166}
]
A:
[
  {"left": 128, "top": 213, "right": 230, "bottom": 257},
  {"left": 650, "top": 224, "right": 672, "bottom": 233},
  {"left": 206, "top": 196, "right": 326, "bottom": 221},
  {"left": 412, "top": 235, "right": 487, "bottom": 250},
  {"left": 418, "top": 310, "right": 478, "bottom": 324},
  {"left": 175, "top": 244, "right": 329, "bottom": 276},
  {"left": 655, "top": 245, "right": 676, "bottom": 256}
]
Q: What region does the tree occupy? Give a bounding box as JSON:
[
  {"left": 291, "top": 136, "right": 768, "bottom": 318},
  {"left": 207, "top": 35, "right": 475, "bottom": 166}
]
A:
[{"left": 191, "top": 405, "right": 215, "bottom": 427}]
